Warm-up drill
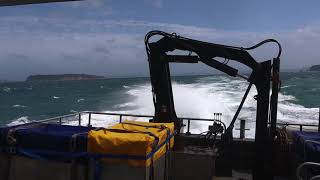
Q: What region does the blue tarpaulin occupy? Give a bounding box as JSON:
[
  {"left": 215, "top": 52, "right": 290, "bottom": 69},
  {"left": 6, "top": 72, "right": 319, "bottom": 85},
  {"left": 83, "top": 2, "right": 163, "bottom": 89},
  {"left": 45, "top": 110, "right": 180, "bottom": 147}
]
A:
[
  {"left": 0, "top": 124, "right": 94, "bottom": 154},
  {"left": 18, "top": 124, "right": 93, "bottom": 152},
  {"left": 292, "top": 131, "right": 320, "bottom": 162}
]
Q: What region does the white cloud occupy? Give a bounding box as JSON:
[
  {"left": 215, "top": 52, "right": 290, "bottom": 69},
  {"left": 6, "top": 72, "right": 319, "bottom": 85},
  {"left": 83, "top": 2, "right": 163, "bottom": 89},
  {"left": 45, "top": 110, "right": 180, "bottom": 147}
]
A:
[
  {"left": 147, "top": 0, "right": 163, "bottom": 8},
  {"left": 0, "top": 16, "right": 320, "bottom": 80},
  {"left": 68, "top": 0, "right": 109, "bottom": 8}
]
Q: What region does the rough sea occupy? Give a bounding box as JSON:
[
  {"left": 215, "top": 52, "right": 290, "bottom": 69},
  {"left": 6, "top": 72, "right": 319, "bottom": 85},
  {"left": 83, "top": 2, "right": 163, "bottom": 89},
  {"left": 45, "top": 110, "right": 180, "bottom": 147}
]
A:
[{"left": 1, "top": 72, "right": 319, "bottom": 138}]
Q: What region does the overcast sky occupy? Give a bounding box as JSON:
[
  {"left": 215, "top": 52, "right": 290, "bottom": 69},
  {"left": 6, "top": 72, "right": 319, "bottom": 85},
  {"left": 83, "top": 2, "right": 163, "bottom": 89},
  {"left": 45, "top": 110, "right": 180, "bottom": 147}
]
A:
[{"left": 1, "top": 0, "right": 320, "bottom": 80}]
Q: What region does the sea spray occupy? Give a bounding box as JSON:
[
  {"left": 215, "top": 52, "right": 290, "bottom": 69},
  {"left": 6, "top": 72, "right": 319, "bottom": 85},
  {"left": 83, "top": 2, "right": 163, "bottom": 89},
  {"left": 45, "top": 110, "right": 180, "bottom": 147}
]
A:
[{"left": 3, "top": 73, "right": 320, "bottom": 138}]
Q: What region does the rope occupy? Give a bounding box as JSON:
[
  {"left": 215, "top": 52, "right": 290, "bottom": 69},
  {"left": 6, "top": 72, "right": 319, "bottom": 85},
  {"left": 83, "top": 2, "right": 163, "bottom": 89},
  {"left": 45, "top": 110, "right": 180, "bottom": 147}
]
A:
[{"left": 275, "top": 127, "right": 290, "bottom": 152}]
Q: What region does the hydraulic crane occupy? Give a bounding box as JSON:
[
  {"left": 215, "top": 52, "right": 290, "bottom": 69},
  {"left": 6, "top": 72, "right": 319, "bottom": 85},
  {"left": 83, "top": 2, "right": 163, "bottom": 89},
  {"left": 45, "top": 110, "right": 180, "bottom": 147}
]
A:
[{"left": 145, "top": 30, "right": 282, "bottom": 179}]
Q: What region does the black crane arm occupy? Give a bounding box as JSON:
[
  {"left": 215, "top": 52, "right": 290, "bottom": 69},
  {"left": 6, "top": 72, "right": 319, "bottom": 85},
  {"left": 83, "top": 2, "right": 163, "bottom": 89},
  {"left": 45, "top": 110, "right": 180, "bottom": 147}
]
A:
[
  {"left": 146, "top": 31, "right": 259, "bottom": 79},
  {"left": 145, "top": 30, "right": 281, "bottom": 124},
  {"left": 145, "top": 30, "right": 282, "bottom": 179}
]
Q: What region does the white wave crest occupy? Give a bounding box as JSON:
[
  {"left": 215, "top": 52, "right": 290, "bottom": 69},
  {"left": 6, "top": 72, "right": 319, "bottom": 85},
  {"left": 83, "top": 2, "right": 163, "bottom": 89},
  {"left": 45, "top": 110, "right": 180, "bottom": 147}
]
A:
[
  {"left": 7, "top": 116, "right": 31, "bottom": 126},
  {"left": 77, "top": 98, "right": 85, "bottom": 102},
  {"left": 12, "top": 104, "right": 27, "bottom": 108},
  {"left": 101, "top": 76, "right": 319, "bottom": 138},
  {"left": 3, "top": 87, "right": 11, "bottom": 93},
  {"left": 281, "top": 85, "right": 295, "bottom": 89},
  {"left": 113, "top": 102, "right": 136, "bottom": 108}
]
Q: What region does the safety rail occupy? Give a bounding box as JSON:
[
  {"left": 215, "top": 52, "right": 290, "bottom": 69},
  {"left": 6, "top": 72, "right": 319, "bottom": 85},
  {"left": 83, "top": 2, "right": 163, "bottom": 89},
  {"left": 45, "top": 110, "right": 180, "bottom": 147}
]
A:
[
  {"left": 7, "top": 112, "right": 81, "bottom": 129},
  {"left": 5, "top": 109, "right": 320, "bottom": 137},
  {"left": 275, "top": 122, "right": 320, "bottom": 132},
  {"left": 271, "top": 107, "right": 320, "bottom": 132},
  {"left": 81, "top": 111, "right": 225, "bottom": 135},
  {"left": 5, "top": 111, "right": 225, "bottom": 135}
]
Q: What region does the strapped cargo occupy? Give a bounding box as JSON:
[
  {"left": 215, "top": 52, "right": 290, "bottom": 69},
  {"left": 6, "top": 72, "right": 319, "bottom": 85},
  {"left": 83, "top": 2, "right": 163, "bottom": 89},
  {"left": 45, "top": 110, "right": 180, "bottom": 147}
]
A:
[
  {"left": 87, "top": 120, "right": 175, "bottom": 167},
  {"left": 292, "top": 131, "right": 320, "bottom": 178},
  {"left": 0, "top": 121, "right": 175, "bottom": 180},
  {"left": 292, "top": 131, "right": 320, "bottom": 162},
  {"left": 0, "top": 123, "right": 95, "bottom": 180},
  {"left": 87, "top": 121, "right": 175, "bottom": 180},
  {"left": 1, "top": 124, "right": 95, "bottom": 160}
]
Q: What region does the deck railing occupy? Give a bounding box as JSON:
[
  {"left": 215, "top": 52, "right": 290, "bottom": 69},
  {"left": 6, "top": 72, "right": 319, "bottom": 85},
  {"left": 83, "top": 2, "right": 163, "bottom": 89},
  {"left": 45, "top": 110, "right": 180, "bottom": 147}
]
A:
[
  {"left": 8, "top": 111, "right": 225, "bottom": 135},
  {"left": 80, "top": 111, "right": 225, "bottom": 135},
  {"left": 7, "top": 107, "right": 320, "bottom": 138},
  {"left": 274, "top": 107, "right": 320, "bottom": 132}
]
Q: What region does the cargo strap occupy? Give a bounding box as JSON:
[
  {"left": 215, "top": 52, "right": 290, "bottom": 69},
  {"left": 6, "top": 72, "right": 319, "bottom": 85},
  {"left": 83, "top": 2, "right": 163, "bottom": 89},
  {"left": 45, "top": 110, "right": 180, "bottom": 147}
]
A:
[
  {"left": 149, "top": 155, "right": 154, "bottom": 180},
  {"left": 164, "top": 128, "right": 171, "bottom": 180},
  {"left": 69, "top": 130, "right": 100, "bottom": 152}
]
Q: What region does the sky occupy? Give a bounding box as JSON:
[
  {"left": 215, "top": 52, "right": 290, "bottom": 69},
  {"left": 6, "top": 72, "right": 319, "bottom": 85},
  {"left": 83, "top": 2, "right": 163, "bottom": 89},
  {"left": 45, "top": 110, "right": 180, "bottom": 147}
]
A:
[{"left": 1, "top": 0, "right": 320, "bottom": 80}]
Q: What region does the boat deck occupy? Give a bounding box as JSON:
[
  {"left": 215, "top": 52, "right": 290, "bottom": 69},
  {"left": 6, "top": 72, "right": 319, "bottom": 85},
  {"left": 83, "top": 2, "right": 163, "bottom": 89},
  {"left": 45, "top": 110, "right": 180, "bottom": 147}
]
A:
[{"left": 1, "top": 111, "right": 319, "bottom": 180}]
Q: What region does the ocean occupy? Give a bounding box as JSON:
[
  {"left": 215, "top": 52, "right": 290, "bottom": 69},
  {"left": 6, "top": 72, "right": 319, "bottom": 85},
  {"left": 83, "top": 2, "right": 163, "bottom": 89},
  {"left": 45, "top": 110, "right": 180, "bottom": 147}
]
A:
[{"left": 1, "top": 72, "right": 319, "bottom": 137}]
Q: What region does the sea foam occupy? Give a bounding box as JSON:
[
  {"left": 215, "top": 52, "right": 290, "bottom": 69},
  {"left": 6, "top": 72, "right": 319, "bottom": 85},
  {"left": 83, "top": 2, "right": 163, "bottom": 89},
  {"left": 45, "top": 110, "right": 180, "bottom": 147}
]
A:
[
  {"left": 8, "top": 76, "right": 319, "bottom": 139},
  {"left": 104, "top": 76, "right": 319, "bottom": 138}
]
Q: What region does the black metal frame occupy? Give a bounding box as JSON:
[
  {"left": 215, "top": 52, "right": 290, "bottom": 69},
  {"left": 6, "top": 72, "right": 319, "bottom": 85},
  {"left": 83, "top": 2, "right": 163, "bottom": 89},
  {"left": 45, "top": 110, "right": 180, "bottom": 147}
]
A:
[{"left": 144, "top": 31, "right": 282, "bottom": 179}]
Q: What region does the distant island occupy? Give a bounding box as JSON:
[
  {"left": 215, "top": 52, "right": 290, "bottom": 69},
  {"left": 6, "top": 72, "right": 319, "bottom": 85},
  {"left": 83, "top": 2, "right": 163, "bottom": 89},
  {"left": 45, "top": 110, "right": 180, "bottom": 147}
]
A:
[
  {"left": 309, "top": 65, "right": 320, "bottom": 71},
  {"left": 26, "top": 74, "right": 105, "bottom": 81}
]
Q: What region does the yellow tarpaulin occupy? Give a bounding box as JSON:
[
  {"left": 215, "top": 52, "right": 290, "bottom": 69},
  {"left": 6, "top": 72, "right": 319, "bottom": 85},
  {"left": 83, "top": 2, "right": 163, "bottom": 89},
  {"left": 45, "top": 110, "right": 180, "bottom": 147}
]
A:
[{"left": 87, "top": 120, "right": 174, "bottom": 167}]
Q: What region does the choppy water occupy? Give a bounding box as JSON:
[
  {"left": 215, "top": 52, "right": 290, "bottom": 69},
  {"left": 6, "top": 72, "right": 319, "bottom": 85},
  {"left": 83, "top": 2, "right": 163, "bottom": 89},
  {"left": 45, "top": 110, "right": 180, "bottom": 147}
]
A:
[{"left": 1, "top": 72, "right": 319, "bottom": 137}]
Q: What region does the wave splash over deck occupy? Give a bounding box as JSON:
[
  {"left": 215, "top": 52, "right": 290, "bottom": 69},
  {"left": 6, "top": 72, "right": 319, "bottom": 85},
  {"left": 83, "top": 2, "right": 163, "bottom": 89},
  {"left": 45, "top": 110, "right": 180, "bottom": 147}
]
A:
[
  {"left": 6, "top": 74, "right": 319, "bottom": 138},
  {"left": 109, "top": 76, "right": 319, "bottom": 138}
]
